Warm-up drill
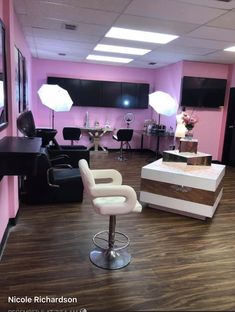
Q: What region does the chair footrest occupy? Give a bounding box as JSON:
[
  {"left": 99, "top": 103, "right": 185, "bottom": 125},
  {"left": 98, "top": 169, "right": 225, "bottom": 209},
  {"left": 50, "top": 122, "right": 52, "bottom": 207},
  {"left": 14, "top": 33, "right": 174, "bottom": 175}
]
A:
[{"left": 92, "top": 230, "right": 130, "bottom": 251}]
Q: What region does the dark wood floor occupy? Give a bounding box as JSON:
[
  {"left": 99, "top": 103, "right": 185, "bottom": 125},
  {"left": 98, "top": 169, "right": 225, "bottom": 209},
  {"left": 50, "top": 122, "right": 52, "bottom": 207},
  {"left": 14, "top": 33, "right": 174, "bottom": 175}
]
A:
[{"left": 1, "top": 151, "right": 235, "bottom": 311}]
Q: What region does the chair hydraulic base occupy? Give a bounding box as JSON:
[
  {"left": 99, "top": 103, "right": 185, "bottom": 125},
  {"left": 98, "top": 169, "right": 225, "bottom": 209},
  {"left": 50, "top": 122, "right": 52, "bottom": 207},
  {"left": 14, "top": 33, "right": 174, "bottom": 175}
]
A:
[
  {"left": 90, "top": 248, "right": 131, "bottom": 270},
  {"left": 90, "top": 216, "right": 131, "bottom": 270},
  {"left": 117, "top": 155, "right": 127, "bottom": 161},
  {"left": 117, "top": 141, "right": 131, "bottom": 161}
]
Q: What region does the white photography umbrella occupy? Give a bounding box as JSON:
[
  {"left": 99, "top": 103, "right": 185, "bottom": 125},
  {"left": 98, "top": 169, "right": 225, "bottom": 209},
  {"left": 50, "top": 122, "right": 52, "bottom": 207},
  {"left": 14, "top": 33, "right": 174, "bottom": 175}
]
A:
[
  {"left": 37, "top": 84, "right": 73, "bottom": 128},
  {"left": 149, "top": 91, "right": 177, "bottom": 116},
  {"left": 148, "top": 90, "right": 177, "bottom": 158}
]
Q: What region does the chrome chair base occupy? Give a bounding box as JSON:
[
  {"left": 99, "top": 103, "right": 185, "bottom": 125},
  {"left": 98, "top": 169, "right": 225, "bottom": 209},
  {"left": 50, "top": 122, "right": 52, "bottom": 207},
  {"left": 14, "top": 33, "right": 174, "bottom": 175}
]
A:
[
  {"left": 117, "top": 155, "right": 127, "bottom": 161},
  {"left": 116, "top": 141, "right": 131, "bottom": 161},
  {"left": 90, "top": 248, "right": 131, "bottom": 270},
  {"left": 91, "top": 218, "right": 131, "bottom": 270}
]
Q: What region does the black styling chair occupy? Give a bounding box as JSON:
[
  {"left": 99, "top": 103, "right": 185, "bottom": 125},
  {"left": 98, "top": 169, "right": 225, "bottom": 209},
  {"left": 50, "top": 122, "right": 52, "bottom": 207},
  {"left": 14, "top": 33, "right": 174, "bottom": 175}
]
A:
[
  {"left": 17, "top": 110, "right": 59, "bottom": 148},
  {"left": 22, "top": 148, "right": 89, "bottom": 204},
  {"left": 62, "top": 127, "right": 86, "bottom": 149},
  {"left": 113, "top": 129, "right": 133, "bottom": 161}
]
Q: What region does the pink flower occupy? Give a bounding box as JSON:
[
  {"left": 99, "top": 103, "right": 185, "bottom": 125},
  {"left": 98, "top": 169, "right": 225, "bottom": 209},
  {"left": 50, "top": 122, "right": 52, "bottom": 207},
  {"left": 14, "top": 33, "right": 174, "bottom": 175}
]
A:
[{"left": 182, "top": 112, "right": 198, "bottom": 130}]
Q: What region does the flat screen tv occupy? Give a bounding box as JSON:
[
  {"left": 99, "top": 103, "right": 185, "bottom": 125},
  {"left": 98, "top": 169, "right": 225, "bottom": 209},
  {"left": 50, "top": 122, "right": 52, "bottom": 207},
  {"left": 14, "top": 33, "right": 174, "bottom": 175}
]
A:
[
  {"left": 47, "top": 77, "right": 149, "bottom": 109},
  {"left": 180, "top": 76, "right": 227, "bottom": 108}
]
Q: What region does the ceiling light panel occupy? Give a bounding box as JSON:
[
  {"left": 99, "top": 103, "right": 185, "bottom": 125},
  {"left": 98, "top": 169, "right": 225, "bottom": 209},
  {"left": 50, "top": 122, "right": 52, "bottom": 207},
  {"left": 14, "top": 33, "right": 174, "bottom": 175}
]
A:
[
  {"left": 94, "top": 44, "right": 151, "bottom": 55},
  {"left": 86, "top": 54, "right": 133, "bottom": 63},
  {"left": 224, "top": 46, "right": 235, "bottom": 52},
  {"left": 105, "top": 27, "right": 178, "bottom": 44}
]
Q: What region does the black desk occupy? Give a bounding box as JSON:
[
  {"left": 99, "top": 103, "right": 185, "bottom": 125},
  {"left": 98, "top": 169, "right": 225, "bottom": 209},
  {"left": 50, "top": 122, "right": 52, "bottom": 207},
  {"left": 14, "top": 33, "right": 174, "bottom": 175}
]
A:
[{"left": 0, "top": 136, "right": 42, "bottom": 178}]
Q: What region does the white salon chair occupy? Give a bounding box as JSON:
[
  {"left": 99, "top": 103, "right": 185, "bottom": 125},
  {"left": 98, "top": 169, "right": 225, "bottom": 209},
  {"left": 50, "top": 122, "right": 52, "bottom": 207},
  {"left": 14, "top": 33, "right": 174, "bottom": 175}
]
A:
[{"left": 78, "top": 159, "right": 142, "bottom": 270}]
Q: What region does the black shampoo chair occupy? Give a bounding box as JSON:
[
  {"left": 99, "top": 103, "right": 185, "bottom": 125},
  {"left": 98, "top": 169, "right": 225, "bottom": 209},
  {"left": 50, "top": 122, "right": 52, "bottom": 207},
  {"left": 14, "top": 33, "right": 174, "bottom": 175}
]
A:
[
  {"left": 17, "top": 110, "right": 58, "bottom": 148},
  {"left": 113, "top": 129, "right": 133, "bottom": 161}
]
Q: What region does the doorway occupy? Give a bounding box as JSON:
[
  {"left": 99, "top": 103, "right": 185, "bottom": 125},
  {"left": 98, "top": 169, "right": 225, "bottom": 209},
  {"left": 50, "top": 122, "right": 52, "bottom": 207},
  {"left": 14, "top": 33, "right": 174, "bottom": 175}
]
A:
[{"left": 222, "top": 88, "right": 235, "bottom": 166}]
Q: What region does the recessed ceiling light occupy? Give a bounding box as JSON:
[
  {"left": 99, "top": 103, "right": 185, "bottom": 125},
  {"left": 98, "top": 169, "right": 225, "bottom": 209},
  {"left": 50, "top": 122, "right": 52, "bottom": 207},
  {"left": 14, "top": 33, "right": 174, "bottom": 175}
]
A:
[
  {"left": 105, "top": 27, "right": 178, "bottom": 44},
  {"left": 224, "top": 46, "right": 235, "bottom": 52},
  {"left": 94, "top": 44, "right": 151, "bottom": 55},
  {"left": 86, "top": 54, "right": 133, "bottom": 63}
]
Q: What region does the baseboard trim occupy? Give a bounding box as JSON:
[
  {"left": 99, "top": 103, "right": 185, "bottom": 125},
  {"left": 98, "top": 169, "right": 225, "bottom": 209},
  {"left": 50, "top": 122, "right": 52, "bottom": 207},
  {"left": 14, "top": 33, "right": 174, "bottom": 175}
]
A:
[
  {"left": 107, "top": 148, "right": 155, "bottom": 153},
  {"left": 9, "top": 207, "right": 20, "bottom": 226},
  {"left": 0, "top": 208, "right": 20, "bottom": 260},
  {"left": 0, "top": 223, "right": 11, "bottom": 260}
]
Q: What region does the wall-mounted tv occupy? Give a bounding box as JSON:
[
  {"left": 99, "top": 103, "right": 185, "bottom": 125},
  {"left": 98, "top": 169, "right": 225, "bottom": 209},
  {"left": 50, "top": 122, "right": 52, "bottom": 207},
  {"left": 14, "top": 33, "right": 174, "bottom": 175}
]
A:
[
  {"left": 180, "top": 76, "right": 227, "bottom": 108},
  {"left": 47, "top": 76, "right": 149, "bottom": 109}
]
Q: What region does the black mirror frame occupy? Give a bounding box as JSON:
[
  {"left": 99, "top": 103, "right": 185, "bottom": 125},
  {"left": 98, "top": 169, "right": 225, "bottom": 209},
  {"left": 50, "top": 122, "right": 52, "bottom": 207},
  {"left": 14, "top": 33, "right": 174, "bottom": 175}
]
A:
[{"left": 0, "top": 19, "right": 8, "bottom": 132}]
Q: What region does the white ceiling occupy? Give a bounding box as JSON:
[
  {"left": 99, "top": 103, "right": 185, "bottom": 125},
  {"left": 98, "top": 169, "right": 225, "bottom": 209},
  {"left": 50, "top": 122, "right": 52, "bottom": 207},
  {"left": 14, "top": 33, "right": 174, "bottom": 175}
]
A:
[{"left": 13, "top": 0, "right": 235, "bottom": 68}]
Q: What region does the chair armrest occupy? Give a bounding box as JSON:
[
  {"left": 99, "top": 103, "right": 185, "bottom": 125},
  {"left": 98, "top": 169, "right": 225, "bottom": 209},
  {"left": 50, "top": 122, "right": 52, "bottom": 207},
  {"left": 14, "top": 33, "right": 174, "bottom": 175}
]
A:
[
  {"left": 50, "top": 154, "right": 70, "bottom": 165},
  {"left": 91, "top": 169, "right": 122, "bottom": 185},
  {"left": 54, "top": 164, "right": 73, "bottom": 169},
  {"left": 47, "top": 168, "right": 60, "bottom": 188},
  {"left": 92, "top": 184, "right": 136, "bottom": 197},
  {"left": 52, "top": 154, "right": 70, "bottom": 161},
  {"left": 46, "top": 166, "right": 74, "bottom": 187},
  {"left": 91, "top": 184, "right": 137, "bottom": 213}
]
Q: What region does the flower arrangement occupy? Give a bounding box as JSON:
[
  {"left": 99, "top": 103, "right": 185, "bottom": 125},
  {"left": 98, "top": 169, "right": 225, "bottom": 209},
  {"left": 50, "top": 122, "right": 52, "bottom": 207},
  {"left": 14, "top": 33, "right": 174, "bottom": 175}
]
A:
[{"left": 182, "top": 112, "right": 198, "bottom": 131}]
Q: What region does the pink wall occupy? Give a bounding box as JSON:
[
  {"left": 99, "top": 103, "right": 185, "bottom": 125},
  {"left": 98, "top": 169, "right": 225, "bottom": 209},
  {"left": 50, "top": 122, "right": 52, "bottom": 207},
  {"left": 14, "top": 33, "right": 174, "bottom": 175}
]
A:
[
  {"left": 32, "top": 59, "right": 155, "bottom": 149},
  {"left": 153, "top": 61, "right": 183, "bottom": 128},
  {"left": 147, "top": 60, "right": 230, "bottom": 160},
  {"left": 0, "top": 0, "right": 12, "bottom": 244},
  {"left": 31, "top": 58, "right": 232, "bottom": 158},
  {"left": 0, "top": 0, "right": 32, "bottom": 242},
  {"left": 0, "top": 0, "right": 9, "bottom": 241},
  {"left": 148, "top": 62, "right": 183, "bottom": 152},
  {"left": 14, "top": 10, "right": 32, "bottom": 113},
  {"left": 229, "top": 64, "right": 235, "bottom": 87}
]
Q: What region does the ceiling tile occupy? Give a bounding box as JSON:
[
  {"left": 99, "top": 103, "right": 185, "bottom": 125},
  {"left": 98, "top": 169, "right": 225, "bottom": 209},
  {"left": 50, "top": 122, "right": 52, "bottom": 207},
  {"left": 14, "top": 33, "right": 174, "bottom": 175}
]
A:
[
  {"left": 39, "top": 0, "right": 132, "bottom": 12},
  {"left": 17, "top": 14, "right": 108, "bottom": 35},
  {"left": 71, "top": 0, "right": 132, "bottom": 12},
  {"left": 125, "top": 0, "right": 226, "bottom": 24},
  {"left": 188, "top": 26, "right": 235, "bottom": 42},
  {"left": 174, "top": 0, "right": 235, "bottom": 10},
  {"left": 13, "top": 0, "right": 235, "bottom": 68},
  {"left": 14, "top": 0, "right": 27, "bottom": 14},
  {"left": 208, "top": 11, "right": 235, "bottom": 30},
  {"left": 114, "top": 14, "right": 199, "bottom": 35},
  {"left": 172, "top": 37, "right": 234, "bottom": 50},
  {"left": 24, "top": 0, "right": 119, "bottom": 26},
  {"left": 140, "top": 50, "right": 197, "bottom": 64},
  {"left": 188, "top": 50, "right": 235, "bottom": 64},
  {"left": 157, "top": 44, "right": 216, "bottom": 56}
]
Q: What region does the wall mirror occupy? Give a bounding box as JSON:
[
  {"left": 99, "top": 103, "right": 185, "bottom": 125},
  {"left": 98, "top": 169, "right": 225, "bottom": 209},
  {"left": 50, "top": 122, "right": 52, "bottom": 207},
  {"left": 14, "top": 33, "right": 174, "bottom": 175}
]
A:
[{"left": 0, "top": 19, "right": 8, "bottom": 131}]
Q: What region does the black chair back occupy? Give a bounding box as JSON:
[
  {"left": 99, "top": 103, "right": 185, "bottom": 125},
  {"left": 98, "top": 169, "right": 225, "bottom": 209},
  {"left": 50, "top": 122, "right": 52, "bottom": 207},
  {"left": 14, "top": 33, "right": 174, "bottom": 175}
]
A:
[
  {"left": 17, "top": 110, "right": 36, "bottom": 137},
  {"left": 117, "top": 129, "right": 133, "bottom": 142},
  {"left": 63, "top": 127, "right": 82, "bottom": 141}
]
